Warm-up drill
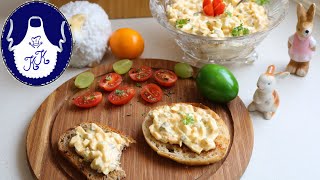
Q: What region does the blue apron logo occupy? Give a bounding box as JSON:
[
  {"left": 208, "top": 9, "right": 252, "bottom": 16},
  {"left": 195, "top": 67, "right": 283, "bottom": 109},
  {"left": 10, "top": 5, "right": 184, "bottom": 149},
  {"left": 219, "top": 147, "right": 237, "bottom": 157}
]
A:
[{"left": 1, "top": 1, "right": 72, "bottom": 86}]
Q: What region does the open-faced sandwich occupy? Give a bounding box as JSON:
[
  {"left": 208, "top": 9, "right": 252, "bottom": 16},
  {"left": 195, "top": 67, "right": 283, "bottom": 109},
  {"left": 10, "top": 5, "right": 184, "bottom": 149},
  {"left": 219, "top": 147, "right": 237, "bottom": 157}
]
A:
[
  {"left": 58, "top": 123, "right": 135, "bottom": 179},
  {"left": 142, "top": 103, "right": 230, "bottom": 165}
]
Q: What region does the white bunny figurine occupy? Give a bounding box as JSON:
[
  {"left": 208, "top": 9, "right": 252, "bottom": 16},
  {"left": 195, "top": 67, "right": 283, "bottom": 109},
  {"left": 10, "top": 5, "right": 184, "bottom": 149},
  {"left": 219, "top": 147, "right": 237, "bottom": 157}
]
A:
[{"left": 248, "top": 65, "right": 290, "bottom": 120}]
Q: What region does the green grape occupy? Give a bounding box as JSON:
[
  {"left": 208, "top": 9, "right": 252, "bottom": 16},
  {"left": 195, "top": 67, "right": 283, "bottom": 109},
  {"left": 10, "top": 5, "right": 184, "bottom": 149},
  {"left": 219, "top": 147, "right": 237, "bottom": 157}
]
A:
[
  {"left": 75, "top": 72, "right": 94, "bottom": 89},
  {"left": 174, "top": 63, "right": 193, "bottom": 78},
  {"left": 113, "top": 59, "right": 133, "bottom": 74}
]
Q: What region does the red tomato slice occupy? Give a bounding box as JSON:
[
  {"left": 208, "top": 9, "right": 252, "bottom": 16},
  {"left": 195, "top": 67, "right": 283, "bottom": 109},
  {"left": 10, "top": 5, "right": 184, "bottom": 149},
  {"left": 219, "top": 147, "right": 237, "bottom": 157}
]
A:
[
  {"left": 203, "top": 0, "right": 211, "bottom": 8},
  {"left": 214, "top": 2, "right": 225, "bottom": 16},
  {"left": 129, "top": 65, "right": 152, "bottom": 82},
  {"left": 154, "top": 69, "right": 178, "bottom": 87},
  {"left": 73, "top": 92, "right": 102, "bottom": 108},
  {"left": 203, "top": 4, "right": 214, "bottom": 16},
  {"left": 99, "top": 73, "right": 123, "bottom": 91},
  {"left": 108, "top": 86, "right": 136, "bottom": 105},
  {"left": 141, "top": 84, "right": 163, "bottom": 103}
]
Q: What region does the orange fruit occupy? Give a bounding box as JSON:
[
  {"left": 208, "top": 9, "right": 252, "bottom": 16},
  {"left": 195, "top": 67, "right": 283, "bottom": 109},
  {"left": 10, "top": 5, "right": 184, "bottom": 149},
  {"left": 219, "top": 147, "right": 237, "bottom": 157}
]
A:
[{"left": 109, "top": 28, "right": 144, "bottom": 59}]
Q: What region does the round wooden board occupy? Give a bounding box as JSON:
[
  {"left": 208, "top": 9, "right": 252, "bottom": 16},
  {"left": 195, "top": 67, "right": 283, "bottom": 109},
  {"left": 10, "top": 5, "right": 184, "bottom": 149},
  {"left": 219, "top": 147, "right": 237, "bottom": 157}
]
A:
[{"left": 26, "top": 58, "right": 253, "bottom": 180}]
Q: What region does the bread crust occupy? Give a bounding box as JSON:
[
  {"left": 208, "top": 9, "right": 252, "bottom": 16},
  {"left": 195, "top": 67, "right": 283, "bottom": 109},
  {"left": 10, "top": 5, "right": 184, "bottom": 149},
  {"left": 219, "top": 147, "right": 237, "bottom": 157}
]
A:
[
  {"left": 142, "top": 103, "right": 230, "bottom": 166},
  {"left": 57, "top": 123, "right": 135, "bottom": 180}
]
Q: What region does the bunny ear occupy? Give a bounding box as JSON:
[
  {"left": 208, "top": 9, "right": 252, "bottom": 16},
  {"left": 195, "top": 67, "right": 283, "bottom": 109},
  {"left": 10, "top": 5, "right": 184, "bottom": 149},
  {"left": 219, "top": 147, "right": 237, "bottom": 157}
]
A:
[
  {"left": 297, "top": 3, "right": 306, "bottom": 22},
  {"left": 307, "top": 3, "right": 316, "bottom": 22},
  {"left": 266, "top": 65, "right": 275, "bottom": 75}
]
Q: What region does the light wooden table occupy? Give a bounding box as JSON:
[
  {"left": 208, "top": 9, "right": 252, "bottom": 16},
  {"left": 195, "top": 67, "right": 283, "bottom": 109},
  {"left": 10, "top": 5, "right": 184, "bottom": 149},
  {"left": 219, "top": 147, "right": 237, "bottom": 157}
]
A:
[{"left": 0, "top": 2, "right": 319, "bottom": 180}]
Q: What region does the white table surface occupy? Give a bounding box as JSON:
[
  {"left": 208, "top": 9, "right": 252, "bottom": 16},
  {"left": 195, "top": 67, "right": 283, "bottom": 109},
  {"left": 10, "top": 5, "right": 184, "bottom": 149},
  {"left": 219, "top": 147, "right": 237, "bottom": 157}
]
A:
[{"left": 1, "top": 2, "right": 319, "bottom": 180}]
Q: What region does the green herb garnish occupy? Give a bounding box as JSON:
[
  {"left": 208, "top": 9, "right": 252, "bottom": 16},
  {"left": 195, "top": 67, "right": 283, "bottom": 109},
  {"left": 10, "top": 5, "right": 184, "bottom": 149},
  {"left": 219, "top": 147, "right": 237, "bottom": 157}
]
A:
[
  {"left": 226, "top": 11, "right": 232, "bottom": 17},
  {"left": 255, "top": 0, "right": 270, "bottom": 6},
  {"left": 176, "top": 19, "right": 190, "bottom": 28},
  {"left": 136, "top": 83, "right": 142, "bottom": 88},
  {"left": 164, "top": 90, "right": 175, "bottom": 97},
  {"left": 231, "top": 24, "right": 250, "bottom": 37},
  {"left": 115, "top": 89, "right": 125, "bottom": 96},
  {"left": 182, "top": 114, "right": 194, "bottom": 125},
  {"left": 193, "top": 12, "right": 200, "bottom": 16},
  {"left": 243, "top": 28, "right": 250, "bottom": 35},
  {"left": 105, "top": 75, "right": 112, "bottom": 81}
]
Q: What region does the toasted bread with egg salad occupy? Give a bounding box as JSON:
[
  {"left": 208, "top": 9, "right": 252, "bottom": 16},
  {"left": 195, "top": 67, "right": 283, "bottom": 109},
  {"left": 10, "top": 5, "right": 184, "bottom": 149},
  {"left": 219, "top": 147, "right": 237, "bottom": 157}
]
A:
[
  {"left": 58, "top": 123, "right": 135, "bottom": 180},
  {"left": 142, "top": 103, "right": 230, "bottom": 165}
]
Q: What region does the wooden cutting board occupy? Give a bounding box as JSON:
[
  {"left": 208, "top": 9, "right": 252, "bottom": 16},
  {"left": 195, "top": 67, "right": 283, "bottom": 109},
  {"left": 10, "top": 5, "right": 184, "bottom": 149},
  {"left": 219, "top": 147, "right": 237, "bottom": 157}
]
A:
[{"left": 26, "top": 58, "right": 254, "bottom": 180}]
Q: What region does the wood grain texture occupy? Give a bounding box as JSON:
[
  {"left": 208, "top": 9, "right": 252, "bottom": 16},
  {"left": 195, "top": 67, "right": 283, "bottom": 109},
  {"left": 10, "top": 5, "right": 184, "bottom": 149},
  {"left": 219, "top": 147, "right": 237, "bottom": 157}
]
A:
[
  {"left": 50, "top": 0, "right": 151, "bottom": 19},
  {"left": 26, "top": 59, "right": 253, "bottom": 180}
]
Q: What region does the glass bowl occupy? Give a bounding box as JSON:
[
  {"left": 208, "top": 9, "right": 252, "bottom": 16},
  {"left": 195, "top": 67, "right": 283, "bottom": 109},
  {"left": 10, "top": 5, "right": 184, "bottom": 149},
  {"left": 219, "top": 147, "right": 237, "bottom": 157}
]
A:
[{"left": 150, "top": 0, "right": 289, "bottom": 66}]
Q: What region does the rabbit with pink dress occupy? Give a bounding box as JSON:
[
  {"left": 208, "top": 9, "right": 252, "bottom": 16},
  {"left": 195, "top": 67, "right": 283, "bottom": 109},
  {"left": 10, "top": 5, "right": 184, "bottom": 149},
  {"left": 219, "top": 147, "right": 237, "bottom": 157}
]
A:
[{"left": 286, "top": 3, "right": 316, "bottom": 77}]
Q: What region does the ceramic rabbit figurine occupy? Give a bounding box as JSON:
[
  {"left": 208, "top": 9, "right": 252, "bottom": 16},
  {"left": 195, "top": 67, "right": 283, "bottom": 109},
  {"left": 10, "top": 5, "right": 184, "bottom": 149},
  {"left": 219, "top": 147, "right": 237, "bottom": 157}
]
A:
[
  {"left": 286, "top": 3, "right": 316, "bottom": 77},
  {"left": 248, "top": 65, "right": 289, "bottom": 120}
]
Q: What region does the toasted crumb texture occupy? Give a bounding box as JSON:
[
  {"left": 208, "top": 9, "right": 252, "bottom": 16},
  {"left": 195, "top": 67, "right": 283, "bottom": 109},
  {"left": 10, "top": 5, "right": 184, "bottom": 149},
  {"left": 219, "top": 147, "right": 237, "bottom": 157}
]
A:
[
  {"left": 142, "top": 103, "right": 230, "bottom": 166},
  {"left": 58, "top": 123, "right": 135, "bottom": 180}
]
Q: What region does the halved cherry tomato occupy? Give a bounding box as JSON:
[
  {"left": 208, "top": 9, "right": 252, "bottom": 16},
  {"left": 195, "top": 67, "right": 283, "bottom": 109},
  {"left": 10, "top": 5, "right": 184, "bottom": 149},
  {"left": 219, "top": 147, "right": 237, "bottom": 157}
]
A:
[
  {"left": 213, "top": 0, "right": 222, "bottom": 8},
  {"left": 73, "top": 92, "right": 102, "bottom": 108},
  {"left": 141, "top": 83, "right": 163, "bottom": 103},
  {"left": 99, "top": 73, "right": 123, "bottom": 91},
  {"left": 108, "top": 86, "right": 136, "bottom": 105},
  {"left": 203, "top": 4, "right": 214, "bottom": 16},
  {"left": 203, "top": 0, "right": 211, "bottom": 7},
  {"left": 203, "top": 0, "right": 225, "bottom": 17},
  {"left": 129, "top": 65, "right": 152, "bottom": 82},
  {"left": 214, "top": 2, "right": 225, "bottom": 16},
  {"left": 154, "top": 69, "right": 178, "bottom": 87}
]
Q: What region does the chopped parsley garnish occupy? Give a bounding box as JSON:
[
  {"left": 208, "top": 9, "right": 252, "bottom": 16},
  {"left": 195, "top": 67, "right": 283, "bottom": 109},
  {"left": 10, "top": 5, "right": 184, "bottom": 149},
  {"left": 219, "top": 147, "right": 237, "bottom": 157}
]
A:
[
  {"left": 193, "top": 12, "right": 200, "bottom": 16},
  {"left": 105, "top": 75, "right": 112, "bottom": 81},
  {"left": 164, "top": 90, "right": 175, "bottom": 97},
  {"left": 83, "top": 94, "right": 95, "bottom": 101},
  {"left": 243, "top": 28, "right": 250, "bottom": 35},
  {"left": 115, "top": 89, "right": 125, "bottom": 96},
  {"left": 135, "top": 83, "right": 142, "bottom": 88},
  {"left": 90, "top": 95, "right": 95, "bottom": 100},
  {"left": 231, "top": 24, "right": 250, "bottom": 37},
  {"left": 255, "top": 0, "right": 270, "bottom": 6},
  {"left": 182, "top": 114, "right": 195, "bottom": 125},
  {"left": 176, "top": 19, "right": 190, "bottom": 28},
  {"left": 226, "top": 11, "right": 232, "bottom": 17}
]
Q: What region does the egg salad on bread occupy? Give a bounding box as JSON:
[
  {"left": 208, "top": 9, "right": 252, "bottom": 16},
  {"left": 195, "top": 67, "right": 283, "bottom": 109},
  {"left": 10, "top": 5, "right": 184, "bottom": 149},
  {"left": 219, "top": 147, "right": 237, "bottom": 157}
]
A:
[
  {"left": 69, "top": 123, "right": 130, "bottom": 175},
  {"left": 142, "top": 103, "right": 230, "bottom": 165},
  {"left": 149, "top": 103, "right": 220, "bottom": 154}
]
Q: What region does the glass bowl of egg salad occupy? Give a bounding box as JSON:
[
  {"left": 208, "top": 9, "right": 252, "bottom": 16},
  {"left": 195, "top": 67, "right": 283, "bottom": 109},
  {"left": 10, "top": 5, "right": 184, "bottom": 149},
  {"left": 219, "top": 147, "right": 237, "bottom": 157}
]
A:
[{"left": 150, "top": 0, "right": 289, "bottom": 65}]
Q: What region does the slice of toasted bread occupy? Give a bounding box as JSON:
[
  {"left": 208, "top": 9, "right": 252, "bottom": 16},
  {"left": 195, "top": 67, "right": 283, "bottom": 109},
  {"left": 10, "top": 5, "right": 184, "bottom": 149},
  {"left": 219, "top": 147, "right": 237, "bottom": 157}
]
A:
[
  {"left": 58, "top": 123, "right": 135, "bottom": 180},
  {"left": 142, "top": 103, "right": 230, "bottom": 166}
]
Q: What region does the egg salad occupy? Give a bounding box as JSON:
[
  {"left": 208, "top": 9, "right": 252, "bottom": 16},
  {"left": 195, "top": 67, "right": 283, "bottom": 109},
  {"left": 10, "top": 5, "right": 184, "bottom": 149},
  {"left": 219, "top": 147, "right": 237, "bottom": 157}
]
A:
[
  {"left": 167, "top": 0, "right": 269, "bottom": 37},
  {"left": 148, "top": 104, "right": 220, "bottom": 154},
  {"left": 69, "top": 123, "right": 129, "bottom": 175}
]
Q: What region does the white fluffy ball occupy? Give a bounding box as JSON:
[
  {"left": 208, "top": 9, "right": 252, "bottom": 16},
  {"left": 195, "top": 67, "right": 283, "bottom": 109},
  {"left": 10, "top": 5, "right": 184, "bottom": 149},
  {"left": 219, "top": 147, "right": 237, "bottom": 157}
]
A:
[{"left": 60, "top": 1, "right": 112, "bottom": 68}]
